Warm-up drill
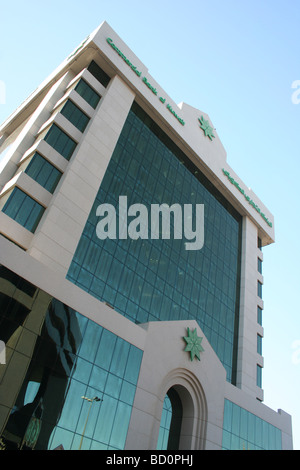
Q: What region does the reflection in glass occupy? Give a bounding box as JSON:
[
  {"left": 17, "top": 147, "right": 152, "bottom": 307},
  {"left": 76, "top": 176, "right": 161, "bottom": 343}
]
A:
[
  {"left": 157, "top": 394, "right": 172, "bottom": 450},
  {"left": 67, "top": 101, "right": 242, "bottom": 384},
  {"left": 157, "top": 388, "right": 182, "bottom": 450},
  {"left": 2, "top": 188, "right": 45, "bottom": 232},
  {"left": 0, "top": 266, "right": 143, "bottom": 450},
  {"left": 222, "top": 400, "right": 282, "bottom": 450}
]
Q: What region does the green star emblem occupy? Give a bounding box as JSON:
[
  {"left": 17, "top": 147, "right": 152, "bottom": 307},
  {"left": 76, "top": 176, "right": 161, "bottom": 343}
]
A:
[
  {"left": 183, "top": 327, "right": 204, "bottom": 361},
  {"left": 198, "top": 116, "right": 215, "bottom": 141}
]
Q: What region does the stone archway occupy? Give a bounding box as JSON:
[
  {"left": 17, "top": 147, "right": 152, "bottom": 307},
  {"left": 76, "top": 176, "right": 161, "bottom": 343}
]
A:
[{"left": 157, "top": 368, "right": 208, "bottom": 450}]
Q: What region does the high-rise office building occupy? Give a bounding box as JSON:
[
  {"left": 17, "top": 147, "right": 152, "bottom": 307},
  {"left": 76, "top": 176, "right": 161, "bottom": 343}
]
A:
[{"left": 0, "top": 22, "right": 293, "bottom": 450}]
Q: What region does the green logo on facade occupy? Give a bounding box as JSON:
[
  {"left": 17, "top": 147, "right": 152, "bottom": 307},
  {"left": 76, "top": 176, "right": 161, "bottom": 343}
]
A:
[
  {"left": 198, "top": 116, "right": 215, "bottom": 141},
  {"left": 183, "top": 327, "right": 204, "bottom": 361}
]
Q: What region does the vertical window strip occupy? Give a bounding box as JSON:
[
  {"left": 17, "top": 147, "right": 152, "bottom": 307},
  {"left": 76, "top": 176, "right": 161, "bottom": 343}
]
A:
[
  {"left": 258, "top": 237, "right": 262, "bottom": 250},
  {"left": 157, "top": 394, "right": 172, "bottom": 450},
  {"left": 257, "top": 306, "right": 263, "bottom": 326},
  {"left": 257, "top": 334, "right": 262, "bottom": 355},
  {"left": 257, "top": 281, "right": 263, "bottom": 299},
  {"left": 256, "top": 364, "right": 262, "bottom": 388},
  {"left": 258, "top": 257, "right": 262, "bottom": 274}
]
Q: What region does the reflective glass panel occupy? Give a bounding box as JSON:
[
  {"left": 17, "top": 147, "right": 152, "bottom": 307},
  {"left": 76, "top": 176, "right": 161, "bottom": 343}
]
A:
[
  {"left": 157, "top": 394, "right": 172, "bottom": 450},
  {"left": 44, "top": 124, "right": 77, "bottom": 160},
  {"left": 67, "top": 102, "right": 242, "bottom": 384},
  {"left": 2, "top": 187, "right": 45, "bottom": 232},
  {"left": 258, "top": 281, "right": 263, "bottom": 299},
  {"left": 60, "top": 100, "right": 90, "bottom": 132},
  {"left": 0, "top": 266, "right": 143, "bottom": 450},
  {"left": 24, "top": 152, "right": 62, "bottom": 193},
  {"left": 75, "top": 79, "right": 101, "bottom": 109},
  {"left": 222, "top": 400, "right": 282, "bottom": 450},
  {"left": 257, "top": 306, "right": 263, "bottom": 326},
  {"left": 257, "top": 364, "right": 262, "bottom": 388}
]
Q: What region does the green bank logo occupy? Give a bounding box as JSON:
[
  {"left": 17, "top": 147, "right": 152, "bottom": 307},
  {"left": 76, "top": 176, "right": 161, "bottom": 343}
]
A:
[
  {"left": 183, "top": 327, "right": 204, "bottom": 361},
  {"left": 198, "top": 116, "right": 215, "bottom": 141},
  {"left": 106, "top": 38, "right": 185, "bottom": 126}
]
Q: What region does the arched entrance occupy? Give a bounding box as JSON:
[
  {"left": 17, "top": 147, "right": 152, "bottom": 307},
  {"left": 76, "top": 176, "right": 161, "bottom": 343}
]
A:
[{"left": 156, "top": 370, "right": 208, "bottom": 450}]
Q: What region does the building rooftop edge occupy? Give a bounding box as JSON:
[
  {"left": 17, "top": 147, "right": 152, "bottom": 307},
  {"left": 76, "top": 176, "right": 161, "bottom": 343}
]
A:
[{"left": 0, "top": 20, "right": 274, "bottom": 245}]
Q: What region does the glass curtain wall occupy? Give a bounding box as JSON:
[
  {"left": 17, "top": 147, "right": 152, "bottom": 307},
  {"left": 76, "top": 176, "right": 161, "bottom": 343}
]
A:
[
  {"left": 222, "top": 400, "right": 282, "bottom": 450},
  {"left": 67, "top": 102, "right": 242, "bottom": 384},
  {"left": 0, "top": 266, "right": 143, "bottom": 450}
]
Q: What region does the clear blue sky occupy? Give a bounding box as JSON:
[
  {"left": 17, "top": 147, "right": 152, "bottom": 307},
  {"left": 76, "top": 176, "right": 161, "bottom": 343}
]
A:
[{"left": 1, "top": 0, "right": 299, "bottom": 449}]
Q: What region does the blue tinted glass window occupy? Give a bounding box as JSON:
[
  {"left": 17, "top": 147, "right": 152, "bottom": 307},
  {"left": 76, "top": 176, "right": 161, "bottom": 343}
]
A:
[
  {"left": 87, "top": 60, "right": 110, "bottom": 87},
  {"left": 222, "top": 400, "right": 282, "bottom": 450},
  {"left": 75, "top": 79, "right": 101, "bottom": 109},
  {"left": 258, "top": 237, "right": 262, "bottom": 250},
  {"left": 257, "top": 364, "right": 262, "bottom": 388},
  {"left": 44, "top": 124, "right": 77, "bottom": 160},
  {"left": 258, "top": 257, "right": 262, "bottom": 274},
  {"left": 60, "top": 100, "right": 90, "bottom": 132},
  {"left": 25, "top": 152, "right": 62, "bottom": 193},
  {"left": 2, "top": 187, "right": 45, "bottom": 232},
  {"left": 67, "top": 102, "right": 242, "bottom": 384},
  {"left": 157, "top": 394, "right": 172, "bottom": 450},
  {"left": 257, "top": 306, "right": 263, "bottom": 326},
  {"left": 257, "top": 334, "right": 262, "bottom": 355},
  {"left": 258, "top": 281, "right": 263, "bottom": 299},
  {"left": 0, "top": 267, "right": 143, "bottom": 450}
]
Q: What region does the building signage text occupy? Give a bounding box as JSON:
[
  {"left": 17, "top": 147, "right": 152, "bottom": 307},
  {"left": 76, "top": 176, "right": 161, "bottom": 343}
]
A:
[
  {"left": 222, "top": 169, "right": 272, "bottom": 227},
  {"left": 67, "top": 35, "right": 90, "bottom": 61},
  {"left": 106, "top": 38, "right": 185, "bottom": 126},
  {"left": 106, "top": 36, "right": 271, "bottom": 229}
]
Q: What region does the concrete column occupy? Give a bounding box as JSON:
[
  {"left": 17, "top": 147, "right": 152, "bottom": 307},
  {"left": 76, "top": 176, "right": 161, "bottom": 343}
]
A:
[
  {"left": 0, "top": 72, "right": 73, "bottom": 192},
  {"left": 236, "top": 216, "right": 264, "bottom": 400},
  {"left": 27, "top": 75, "right": 135, "bottom": 275}
]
